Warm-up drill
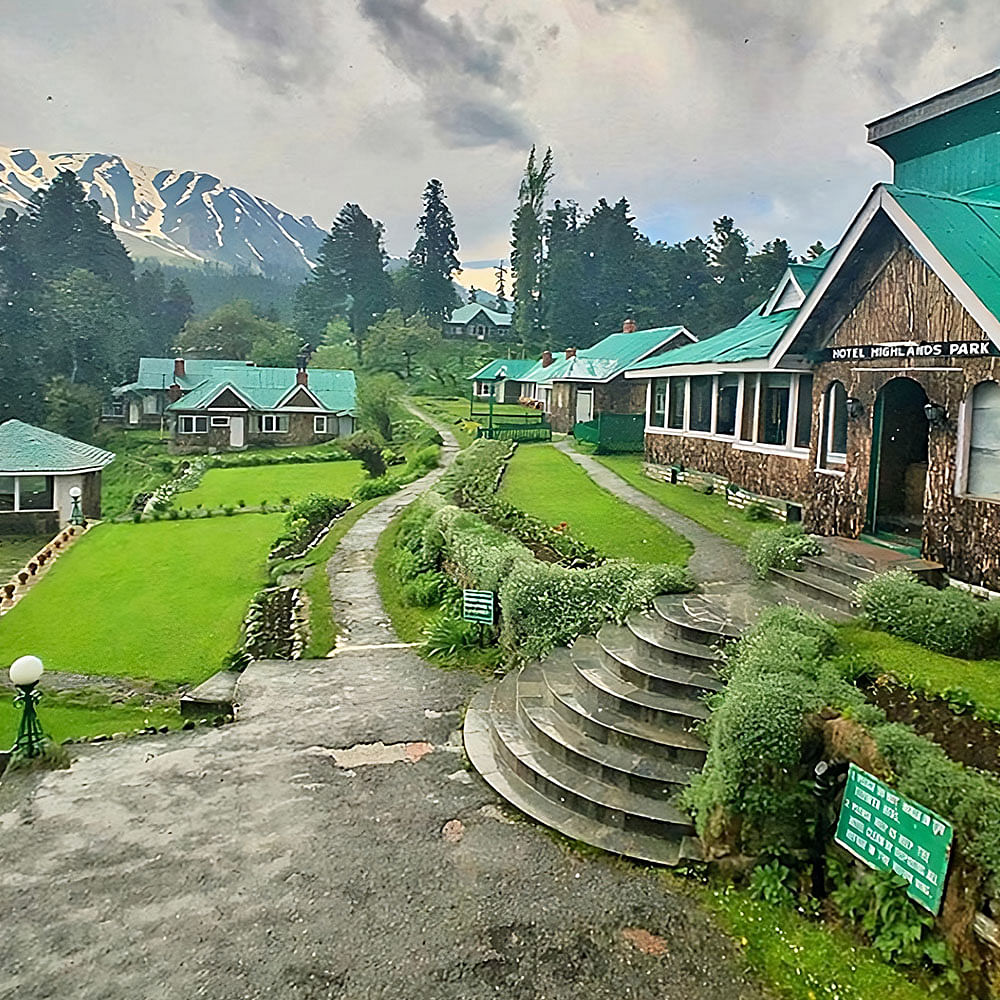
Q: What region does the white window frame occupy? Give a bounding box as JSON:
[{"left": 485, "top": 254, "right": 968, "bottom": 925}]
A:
[
  {"left": 314, "top": 415, "right": 327, "bottom": 434},
  {"left": 958, "top": 380, "right": 1000, "bottom": 503},
  {"left": 178, "top": 415, "right": 208, "bottom": 434},
  {"left": 260, "top": 414, "right": 288, "bottom": 433},
  {"left": 818, "top": 381, "right": 848, "bottom": 473},
  {"left": 0, "top": 474, "right": 55, "bottom": 513},
  {"left": 210, "top": 416, "right": 231, "bottom": 427}
]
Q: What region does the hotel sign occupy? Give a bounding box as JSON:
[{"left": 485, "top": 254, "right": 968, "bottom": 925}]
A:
[
  {"left": 823, "top": 340, "right": 1000, "bottom": 362},
  {"left": 834, "top": 764, "right": 953, "bottom": 914}
]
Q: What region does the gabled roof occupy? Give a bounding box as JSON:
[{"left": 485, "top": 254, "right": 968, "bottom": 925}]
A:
[
  {"left": 117, "top": 357, "right": 249, "bottom": 394},
  {"left": 550, "top": 326, "right": 693, "bottom": 384},
  {"left": 0, "top": 420, "right": 115, "bottom": 474},
  {"left": 167, "top": 366, "right": 356, "bottom": 414},
  {"left": 447, "top": 303, "right": 513, "bottom": 327},
  {"left": 467, "top": 358, "right": 538, "bottom": 382}
]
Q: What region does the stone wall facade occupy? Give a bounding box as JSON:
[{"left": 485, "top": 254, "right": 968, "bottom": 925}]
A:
[
  {"left": 170, "top": 412, "right": 353, "bottom": 454},
  {"left": 550, "top": 376, "right": 649, "bottom": 434}
]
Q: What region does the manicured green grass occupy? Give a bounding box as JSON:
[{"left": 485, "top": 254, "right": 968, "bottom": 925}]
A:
[
  {"left": 0, "top": 515, "right": 282, "bottom": 685},
  {"left": 373, "top": 514, "right": 437, "bottom": 641},
  {"left": 0, "top": 535, "right": 49, "bottom": 579},
  {"left": 502, "top": 445, "right": 692, "bottom": 565},
  {"left": 593, "top": 453, "right": 759, "bottom": 547},
  {"left": 838, "top": 623, "right": 1000, "bottom": 714},
  {"left": 704, "top": 888, "right": 933, "bottom": 1000},
  {"left": 176, "top": 461, "right": 364, "bottom": 509},
  {"left": 293, "top": 498, "right": 380, "bottom": 657},
  {"left": 99, "top": 429, "right": 177, "bottom": 517},
  {"left": 0, "top": 695, "right": 180, "bottom": 745}
]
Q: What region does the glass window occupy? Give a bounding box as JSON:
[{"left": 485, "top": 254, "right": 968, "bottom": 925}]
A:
[
  {"left": 667, "top": 377, "right": 686, "bottom": 430},
  {"left": 314, "top": 415, "right": 327, "bottom": 433},
  {"left": 794, "top": 374, "right": 813, "bottom": 449},
  {"left": 18, "top": 475, "right": 53, "bottom": 511},
  {"left": 0, "top": 476, "right": 14, "bottom": 512},
  {"left": 740, "top": 375, "right": 757, "bottom": 441},
  {"left": 689, "top": 375, "right": 712, "bottom": 432},
  {"left": 823, "top": 382, "right": 848, "bottom": 464},
  {"left": 143, "top": 394, "right": 159, "bottom": 414},
  {"left": 210, "top": 416, "right": 230, "bottom": 427},
  {"left": 261, "top": 414, "right": 288, "bottom": 433},
  {"left": 968, "top": 381, "right": 1000, "bottom": 499},
  {"left": 178, "top": 415, "right": 206, "bottom": 434},
  {"left": 716, "top": 375, "right": 738, "bottom": 436},
  {"left": 758, "top": 374, "right": 791, "bottom": 446},
  {"left": 650, "top": 379, "right": 666, "bottom": 428}
]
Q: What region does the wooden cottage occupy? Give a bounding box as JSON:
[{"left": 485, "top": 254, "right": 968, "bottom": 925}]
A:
[
  {"left": 467, "top": 358, "right": 539, "bottom": 404},
  {"left": 444, "top": 303, "right": 514, "bottom": 340},
  {"left": 625, "top": 69, "right": 1000, "bottom": 591}
]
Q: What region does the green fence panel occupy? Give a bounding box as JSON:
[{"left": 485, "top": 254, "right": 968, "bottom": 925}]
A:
[
  {"left": 572, "top": 413, "right": 644, "bottom": 453},
  {"left": 573, "top": 419, "right": 600, "bottom": 445},
  {"left": 478, "top": 422, "right": 552, "bottom": 442}
]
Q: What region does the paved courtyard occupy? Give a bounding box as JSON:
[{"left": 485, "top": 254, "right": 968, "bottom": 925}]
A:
[{"left": 0, "top": 432, "right": 767, "bottom": 1000}]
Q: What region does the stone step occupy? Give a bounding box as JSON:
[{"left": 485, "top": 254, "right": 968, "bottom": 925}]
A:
[
  {"left": 180, "top": 669, "right": 240, "bottom": 719},
  {"left": 571, "top": 637, "right": 710, "bottom": 731},
  {"left": 541, "top": 650, "right": 708, "bottom": 768},
  {"left": 824, "top": 536, "right": 944, "bottom": 584},
  {"left": 768, "top": 566, "right": 859, "bottom": 618},
  {"left": 651, "top": 594, "right": 743, "bottom": 646},
  {"left": 800, "top": 553, "right": 875, "bottom": 589},
  {"left": 464, "top": 685, "right": 703, "bottom": 866},
  {"left": 516, "top": 673, "right": 699, "bottom": 801},
  {"left": 604, "top": 620, "right": 724, "bottom": 695},
  {"left": 487, "top": 677, "right": 697, "bottom": 844}
]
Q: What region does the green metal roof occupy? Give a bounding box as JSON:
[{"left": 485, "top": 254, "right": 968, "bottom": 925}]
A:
[
  {"left": 0, "top": 420, "right": 115, "bottom": 474},
  {"left": 550, "top": 326, "right": 690, "bottom": 383},
  {"left": 447, "top": 303, "right": 513, "bottom": 326},
  {"left": 117, "top": 357, "right": 248, "bottom": 394},
  {"left": 887, "top": 184, "right": 1000, "bottom": 322},
  {"left": 467, "top": 358, "right": 537, "bottom": 381},
  {"left": 627, "top": 308, "right": 799, "bottom": 371},
  {"left": 167, "top": 366, "right": 356, "bottom": 414}
]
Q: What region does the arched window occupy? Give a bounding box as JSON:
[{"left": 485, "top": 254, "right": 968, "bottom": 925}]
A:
[
  {"left": 820, "top": 381, "right": 848, "bottom": 468},
  {"left": 966, "top": 380, "right": 1000, "bottom": 500}
]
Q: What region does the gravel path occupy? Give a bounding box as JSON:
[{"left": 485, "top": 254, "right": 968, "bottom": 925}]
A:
[{"left": 0, "top": 415, "right": 767, "bottom": 1000}]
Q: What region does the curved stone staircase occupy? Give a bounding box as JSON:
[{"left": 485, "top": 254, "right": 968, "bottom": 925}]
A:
[{"left": 464, "top": 594, "right": 741, "bottom": 865}]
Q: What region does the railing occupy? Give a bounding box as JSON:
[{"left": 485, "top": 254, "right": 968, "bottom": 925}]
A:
[
  {"left": 478, "top": 422, "right": 553, "bottom": 442},
  {"left": 572, "top": 413, "right": 645, "bottom": 453}
]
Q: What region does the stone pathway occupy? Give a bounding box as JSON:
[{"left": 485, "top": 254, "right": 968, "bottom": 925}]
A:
[{"left": 0, "top": 413, "right": 766, "bottom": 1000}]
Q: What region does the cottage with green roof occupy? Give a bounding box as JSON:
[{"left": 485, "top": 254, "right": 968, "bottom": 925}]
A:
[
  {"left": 445, "top": 303, "right": 513, "bottom": 340},
  {"left": 0, "top": 420, "right": 114, "bottom": 534},
  {"left": 625, "top": 69, "right": 1000, "bottom": 592},
  {"left": 467, "top": 357, "right": 538, "bottom": 404},
  {"left": 160, "top": 359, "right": 356, "bottom": 453}
]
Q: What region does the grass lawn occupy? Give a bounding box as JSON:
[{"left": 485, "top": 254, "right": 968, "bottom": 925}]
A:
[
  {"left": 838, "top": 623, "right": 1000, "bottom": 714},
  {"left": 99, "top": 429, "right": 176, "bottom": 517},
  {"left": 413, "top": 396, "right": 542, "bottom": 448},
  {"left": 0, "top": 515, "right": 282, "bottom": 685},
  {"left": 176, "top": 461, "right": 364, "bottom": 509},
  {"left": 0, "top": 693, "right": 180, "bottom": 745},
  {"left": 703, "top": 887, "right": 933, "bottom": 1000},
  {"left": 502, "top": 444, "right": 692, "bottom": 565},
  {"left": 592, "top": 453, "right": 760, "bottom": 547},
  {"left": 0, "top": 535, "right": 50, "bottom": 580}
]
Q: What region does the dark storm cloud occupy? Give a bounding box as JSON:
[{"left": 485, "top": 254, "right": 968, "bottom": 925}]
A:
[
  {"left": 356, "top": 0, "right": 533, "bottom": 148},
  {"left": 203, "top": 0, "right": 332, "bottom": 92}
]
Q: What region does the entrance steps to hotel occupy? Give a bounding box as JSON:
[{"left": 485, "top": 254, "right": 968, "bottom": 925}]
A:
[
  {"left": 767, "top": 536, "right": 945, "bottom": 620},
  {"left": 464, "top": 594, "right": 743, "bottom": 866}
]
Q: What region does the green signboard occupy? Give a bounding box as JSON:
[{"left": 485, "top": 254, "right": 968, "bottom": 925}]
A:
[
  {"left": 462, "top": 589, "right": 495, "bottom": 625},
  {"left": 834, "top": 763, "right": 953, "bottom": 914}
]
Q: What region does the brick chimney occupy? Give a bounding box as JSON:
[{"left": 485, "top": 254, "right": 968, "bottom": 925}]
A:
[
  {"left": 296, "top": 369, "right": 309, "bottom": 387},
  {"left": 174, "top": 357, "right": 186, "bottom": 378},
  {"left": 622, "top": 318, "right": 637, "bottom": 333},
  {"left": 541, "top": 350, "right": 553, "bottom": 368},
  {"left": 565, "top": 347, "right": 577, "bottom": 359}
]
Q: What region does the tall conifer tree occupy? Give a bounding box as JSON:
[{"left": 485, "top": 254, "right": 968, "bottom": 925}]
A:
[
  {"left": 511, "top": 146, "right": 553, "bottom": 343},
  {"left": 409, "top": 179, "right": 460, "bottom": 325}
]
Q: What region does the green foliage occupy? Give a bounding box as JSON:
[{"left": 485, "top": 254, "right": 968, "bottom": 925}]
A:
[
  {"left": 421, "top": 613, "right": 479, "bottom": 659},
  {"left": 743, "top": 500, "right": 773, "bottom": 522},
  {"left": 856, "top": 570, "right": 1000, "bottom": 659},
  {"left": 175, "top": 299, "right": 292, "bottom": 361},
  {"left": 354, "top": 475, "right": 400, "bottom": 500},
  {"left": 747, "top": 860, "right": 796, "bottom": 907},
  {"left": 343, "top": 431, "right": 388, "bottom": 478},
  {"left": 43, "top": 375, "right": 101, "bottom": 443},
  {"left": 270, "top": 493, "right": 351, "bottom": 559},
  {"left": 362, "top": 308, "right": 442, "bottom": 378},
  {"left": 356, "top": 373, "right": 400, "bottom": 441},
  {"left": 408, "top": 178, "right": 461, "bottom": 325},
  {"left": 404, "top": 571, "right": 448, "bottom": 608},
  {"left": 746, "top": 523, "right": 823, "bottom": 579}
]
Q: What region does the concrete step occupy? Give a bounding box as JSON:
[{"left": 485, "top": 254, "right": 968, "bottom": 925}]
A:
[
  {"left": 487, "top": 676, "right": 697, "bottom": 843},
  {"left": 570, "top": 637, "right": 710, "bottom": 732},
  {"left": 464, "top": 685, "right": 703, "bottom": 866},
  {"left": 800, "top": 553, "right": 875, "bottom": 589},
  {"left": 604, "top": 619, "right": 724, "bottom": 693},
  {"left": 541, "top": 650, "right": 708, "bottom": 768},
  {"left": 180, "top": 669, "right": 240, "bottom": 719},
  {"left": 651, "top": 594, "right": 743, "bottom": 646},
  {"left": 768, "top": 566, "right": 859, "bottom": 618},
  {"left": 516, "top": 672, "right": 699, "bottom": 801}
]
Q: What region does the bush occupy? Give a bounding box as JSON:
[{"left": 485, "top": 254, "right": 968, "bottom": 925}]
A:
[
  {"left": 744, "top": 500, "right": 773, "bottom": 522},
  {"left": 270, "top": 493, "right": 351, "bottom": 559},
  {"left": 403, "top": 571, "right": 447, "bottom": 608},
  {"left": 421, "top": 613, "right": 479, "bottom": 659},
  {"left": 344, "top": 431, "right": 388, "bottom": 478},
  {"left": 746, "top": 524, "right": 823, "bottom": 579},
  {"left": 132, "top": 512, "right": 142, "bottom": 523},
  {"left": 355, "top": 475, "right": 400, "bottom": 501},
  {"left": 167, "top": 508, "right": 179, "bottom": 520},
  {"left": 856, "top": 570, "right": 1000, "bottom": 658}
]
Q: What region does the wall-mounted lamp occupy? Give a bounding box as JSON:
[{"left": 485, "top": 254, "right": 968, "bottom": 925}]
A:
[
  {"left": 846, "top": 396, "right": 864, "bottom": 419},
  {"left": 923, "top": 402, "right": 947, "bottom": 425}
]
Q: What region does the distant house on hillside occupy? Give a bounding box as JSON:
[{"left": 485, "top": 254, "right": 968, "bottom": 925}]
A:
[
  {"left": 467, "top": 358, "right": 538, "bottom": 404},
  {"left": 445, "top": 303, "right": 513, "bottom": 340},
  {"left": 0, "top": 420, "right": 114, "bottom": 534},
  {"left": 110, "top": 357, "right": 356, "bottom": 452}
]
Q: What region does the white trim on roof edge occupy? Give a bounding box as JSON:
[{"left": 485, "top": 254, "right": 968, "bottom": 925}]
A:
[
  {"left": 196, "top": 382, "right": 257, "bottom": 410},
  {"left": 552, "top": 328, "right": 696, "bottom": 384},
  {"left": 770, "top": 185, "right": 1000, "bottom": 366},
  {"left": 762, "top": 272, "right": 805, "bottom": 315},
  {"left": 276, "top": 383, "right": 325, "bottom": 409}
]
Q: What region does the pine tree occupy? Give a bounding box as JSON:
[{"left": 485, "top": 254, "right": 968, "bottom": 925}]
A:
[
  {"left": 541, "top": 200, "right": 588, "bottom": 343},
  {"left": 805, "top": 240, "right": 828, "bottom": 261},
  {"left": 745, "top": 238, "right": 794, "bottom": 311},
  {"left": 409, "top": 179, "right": 460, "bottom": 325},
  {"left": 511, "top": 146, "right": 554, "bottom": 343},
  {"left": 494, "top": 260, "right": 508, "bottom": 313},
  {"left": 299, "top": 204, "right": 391, "bottom": 361},
  {"left": 707, "top": 216, "right": 752, "bottom": 331}
]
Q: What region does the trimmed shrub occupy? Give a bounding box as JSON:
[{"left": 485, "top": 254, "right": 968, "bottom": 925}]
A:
[
  {"left": 856, "top": 570, "right": 1000, "bottom": 658},
  {"left": 746, "top": 523, "right": 823, "bottom": 579},
  {"left": 403, "top": 571, "right": 447, "bottom": 608},
  {"left": 355, "top": 475, "right": 401, "bottom": 501},
  {"left": 270, "top": 493, "right": 351, "bottom": 559}
]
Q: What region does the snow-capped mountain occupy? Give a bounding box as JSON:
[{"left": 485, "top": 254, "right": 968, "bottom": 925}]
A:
[{"left": 0, "top": 146, "right": 326, "bottom": 278}]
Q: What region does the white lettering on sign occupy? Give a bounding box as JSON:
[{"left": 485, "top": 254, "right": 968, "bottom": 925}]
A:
[{"left": 827, "top": 340, "right": 997, "bottom": 362}]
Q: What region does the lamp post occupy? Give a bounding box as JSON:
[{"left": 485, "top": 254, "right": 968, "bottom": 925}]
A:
[
  {"left": 68, "top": 485, "right": 85, "bottom": 528},
  {"left": 9, "top": 655, "right": 47, "bottom": 759}
]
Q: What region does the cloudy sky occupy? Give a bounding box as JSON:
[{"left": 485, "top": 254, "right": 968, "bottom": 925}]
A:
[{"left": 2, "top": 0, "right": 998, "bottom": 287}]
